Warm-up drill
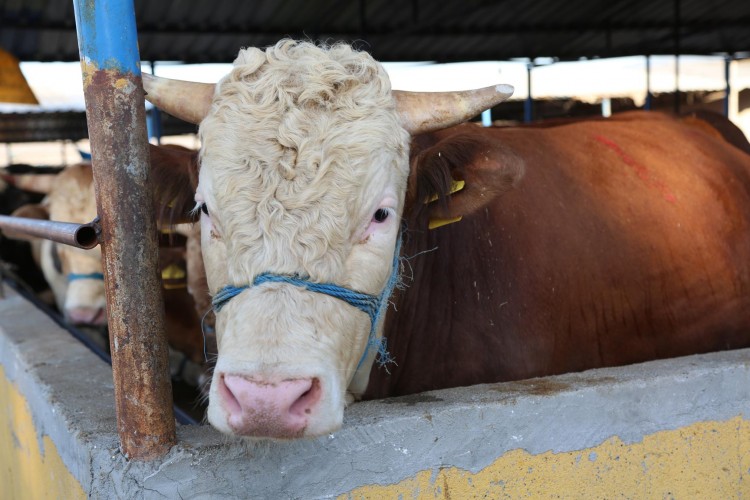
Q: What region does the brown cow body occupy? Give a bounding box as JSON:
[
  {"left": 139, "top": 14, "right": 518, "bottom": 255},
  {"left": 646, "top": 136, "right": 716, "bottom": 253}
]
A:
[{"left": 364, "top": 111, "right": 750, "bottom": 398}]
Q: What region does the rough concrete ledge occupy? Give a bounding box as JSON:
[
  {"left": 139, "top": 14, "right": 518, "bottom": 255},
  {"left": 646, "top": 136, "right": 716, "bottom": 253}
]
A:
[{"left": 2, "top": 286, "right": 750, "bottom": 498}]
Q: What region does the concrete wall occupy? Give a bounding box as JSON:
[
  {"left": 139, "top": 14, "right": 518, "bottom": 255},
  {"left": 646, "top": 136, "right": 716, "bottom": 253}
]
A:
[{"left": 2, "top": 285, "right": 750, "bottom": 499}]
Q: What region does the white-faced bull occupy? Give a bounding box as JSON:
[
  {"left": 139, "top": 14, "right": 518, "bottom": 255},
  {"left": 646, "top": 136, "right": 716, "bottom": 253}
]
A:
[{"left": 144, "top": 40, "right": 513, "bottom": 439}]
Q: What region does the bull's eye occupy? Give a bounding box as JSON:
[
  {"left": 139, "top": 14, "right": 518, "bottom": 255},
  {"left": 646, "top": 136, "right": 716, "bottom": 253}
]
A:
[
  {"left": 200, "top": 203, "right": 210, "bottom": 216},
  {"left": 373, "top": 208, "right": 389, "bottom": 223}
]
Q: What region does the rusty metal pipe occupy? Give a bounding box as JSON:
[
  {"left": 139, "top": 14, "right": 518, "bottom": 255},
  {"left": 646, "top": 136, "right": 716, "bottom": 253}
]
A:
[
  {"left": 0, "top": 215, "right": 100, "bottom": 249},
  {"left": 73, "top": 0, "right": 176, "bottom": 460}
]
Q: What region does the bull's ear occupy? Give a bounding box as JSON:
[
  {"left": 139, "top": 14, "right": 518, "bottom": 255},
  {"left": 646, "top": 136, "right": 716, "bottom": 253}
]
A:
[
  {"left": 149, "top": 144, "right": 200, "bottom": 226},
  {"left": 3, "top": 203, "right": 50, "bottom": 241},
  {"left": 407, "top": 130, "right": 525, "bottom": 229}
]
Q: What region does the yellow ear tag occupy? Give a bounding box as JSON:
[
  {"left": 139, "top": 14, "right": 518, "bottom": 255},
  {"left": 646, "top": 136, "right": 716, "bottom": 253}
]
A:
[
  {"left": 161, "top": 263, "right": 187, "bottom": 289},
  {"left": 427, "top": 179, "right": 465, "bottom": 229},
  {"left": 425, "top": 179, "right": 466, "bottom": 204},
  {"left": 162, "top": 264, "right": 186, "bottom": 280},
  {"left": 429, "top": 216, "right": 463, "bottom": 230}
]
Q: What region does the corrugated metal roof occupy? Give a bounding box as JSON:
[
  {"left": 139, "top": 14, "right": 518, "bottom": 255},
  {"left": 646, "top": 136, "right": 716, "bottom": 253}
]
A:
[{"left": 1, "top": 0, "right": 748, "bottom": 63}]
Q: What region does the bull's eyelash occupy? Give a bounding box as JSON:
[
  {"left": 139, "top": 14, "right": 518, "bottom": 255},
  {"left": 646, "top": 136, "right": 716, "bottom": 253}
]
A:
[{"left": 190, "top": 201, "right": 209, "bottom": 219}]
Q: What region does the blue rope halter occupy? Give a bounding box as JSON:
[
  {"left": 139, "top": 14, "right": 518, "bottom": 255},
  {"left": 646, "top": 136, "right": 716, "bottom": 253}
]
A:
[
  {"left": 212, "top": 236, "right": 402, "bottom": 370},
  {"left": 68, "top": 272, "right": 105, "bottom": 282},
  {"left": 50, "top": 242, "right": 105, "bottom": 283}
]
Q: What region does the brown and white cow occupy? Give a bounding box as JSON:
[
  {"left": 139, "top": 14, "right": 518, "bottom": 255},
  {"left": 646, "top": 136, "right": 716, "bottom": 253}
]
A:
[
  {"left": 144, "top": 40, "right": 510, "bottom": 439},
  {"left": 10, "top": 163, "right": 107, "bottom": 325},
  {"left": 5, "top": 150, "right": 210, "bottom": 374},
  {"left": 0, "top": 171, "right": 52, "bottom": 294},
  {"left": 144, "top": 40, "right": 750, "bottom": 440}
]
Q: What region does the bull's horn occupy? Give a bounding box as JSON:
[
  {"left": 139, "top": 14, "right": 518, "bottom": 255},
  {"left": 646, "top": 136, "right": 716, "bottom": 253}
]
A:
[
  {"left": 142, "top": 73, "right": 215, "bottom": 125},
  {"left": 394, "top": 84, "right": 514, "bottom": 134}
]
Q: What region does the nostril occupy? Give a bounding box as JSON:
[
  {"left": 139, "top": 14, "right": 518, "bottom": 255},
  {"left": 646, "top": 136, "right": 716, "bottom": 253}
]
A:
[
  {"left": 219, "top": 374, "right": 242, "bottom": 415},
  {"left": 289, "top": 378, "right": 321, "bottom": 418}
]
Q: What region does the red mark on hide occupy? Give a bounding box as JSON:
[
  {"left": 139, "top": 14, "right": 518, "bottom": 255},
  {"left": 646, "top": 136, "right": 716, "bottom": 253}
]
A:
[{"left": 594, "top": 135, "right": 676, "bottom": 204}]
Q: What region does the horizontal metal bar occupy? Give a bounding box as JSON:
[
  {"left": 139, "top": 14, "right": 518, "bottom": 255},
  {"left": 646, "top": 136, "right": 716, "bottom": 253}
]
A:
[{"left": 0, "top": 215, "right": 100, "bottom": 249}]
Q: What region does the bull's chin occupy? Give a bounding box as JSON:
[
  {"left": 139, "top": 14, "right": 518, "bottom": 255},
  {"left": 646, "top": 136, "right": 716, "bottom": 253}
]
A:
[{"left": 205, "top": 369, "right": 346, "bottom": 440}]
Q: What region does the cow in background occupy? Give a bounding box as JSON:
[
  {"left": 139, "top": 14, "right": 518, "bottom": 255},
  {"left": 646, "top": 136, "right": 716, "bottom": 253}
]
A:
[
  {"left": 143, "top": 40, "right": 750, "bottom": 440},
  {"left": 1, "top": 164, "right": 63, "bottom": 194},
  {"left": 10, "top": 163, "right": 107, "bottom": 324},
  {"left": 3, "top": 147, "right": 210, "bottom": 380},
  {"left": 179, "top": 223, "right": 215, "bottom": 333},
  {"left": 0, "top": 167, "right": 58, "bottom": 296}
]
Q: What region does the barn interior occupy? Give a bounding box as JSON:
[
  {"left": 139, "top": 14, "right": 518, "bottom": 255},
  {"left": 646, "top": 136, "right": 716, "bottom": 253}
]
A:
[
  {"left": 2, "top": 0, "right": 750, "bottom": 421},
  {"left": 0, "top": 0, "right": 750, "bottom": 498}
]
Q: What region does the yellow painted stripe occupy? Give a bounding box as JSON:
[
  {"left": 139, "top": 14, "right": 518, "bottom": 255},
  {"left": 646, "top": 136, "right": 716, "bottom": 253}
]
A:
[
  {"left": 0, "top": 366, "right": 86, "bottom": 499},
  {"left": 343, "top": 416, "right": 750, "bottom": 499}
]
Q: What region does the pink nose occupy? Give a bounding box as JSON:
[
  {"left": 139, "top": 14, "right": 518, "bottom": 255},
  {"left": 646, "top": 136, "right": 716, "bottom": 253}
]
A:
[
  {"left": 66, "top": 307, "right": 107, "bottom": 326},
  {"left": 218, "top": 374, "right": 322, "bottom": 438}
]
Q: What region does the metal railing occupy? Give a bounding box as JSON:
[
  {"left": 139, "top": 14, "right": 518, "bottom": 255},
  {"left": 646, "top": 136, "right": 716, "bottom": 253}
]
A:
[
  {"left": 0, "top": 0, "right": 180, "bottom": 462},
  {"left": 0, "top": 215, "right": 99, "bottom": 249},
  {"left": 70, "top": 0, "right": 176, "bottom": 460}
]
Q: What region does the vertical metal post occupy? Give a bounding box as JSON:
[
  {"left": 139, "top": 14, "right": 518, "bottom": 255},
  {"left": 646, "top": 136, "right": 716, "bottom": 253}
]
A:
[
  {"left": 674, "top": 55, "right": 680, "bottom": 115},
  {"left": 148, "top": 61, "right": 163, "bottom": 145},
  {"left": 724, "top": 55, "right": 731, "bottom": 118},
  {"left": 147, "top": 107, "right": 163, "bottom": 145},
  {"left": 673, "top": 0, "right": 681, "bottom": 114},
  {"left": 481, "top": 109, "right": 492, "bottom": 127},
  {"left": 645, "top": 55, "right": 652, "bottom": 111},
  {"left": 72, "top": 0, "right": 176, "bottom": 460},
  {"left": 524, "top": 62, "right": 533, "bottom": 123}
]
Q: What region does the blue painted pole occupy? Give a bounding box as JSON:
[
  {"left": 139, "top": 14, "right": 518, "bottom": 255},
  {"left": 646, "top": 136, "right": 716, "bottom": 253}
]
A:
[
  {"left": 149, "top": 61, "right": 163, "bottom": 144},
  {"left": 481, "top": 109, "right": 492, "bottom": 127},
  {"left": 645, "top": 56, "right": 652, "bottom": 111},
  {"left": 72, "top": 0, "right": 175, "bottom": 460},
  {"left": 147, "top": 107, "right": 164, "bottom": 144},
  {"left": 524, "top": 62, "right": 533, "bottom": 123},
  {"left": 724, "top": 55, "right": 732, "bottom": 118}
]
